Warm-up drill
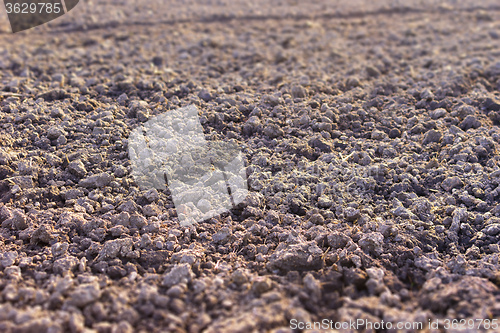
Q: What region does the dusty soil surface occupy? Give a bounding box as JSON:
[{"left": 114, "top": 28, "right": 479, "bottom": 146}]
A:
[{"left": 1, "top": 1, "right": 500, "bottom": 332}]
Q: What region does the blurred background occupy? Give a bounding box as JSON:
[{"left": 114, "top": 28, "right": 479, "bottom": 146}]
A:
[{"left": 0, "top": 0, "right": 499, "bottom": 34}]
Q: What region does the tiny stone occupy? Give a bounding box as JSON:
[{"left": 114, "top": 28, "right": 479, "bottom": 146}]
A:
[
  {"left": 137, "top": 110, "right": 150, "bottom": 122},
  {"left": 308, "top": 136, "right": 332, "bottom": 152},
  {"left": 144, "top": 189, "right": 159, "bottom": 202},
  {"left": 483, "top": 223, "right": 500, "bottom": 236},
  {"left": 31, "top": 225, "right": 54, "bottom": 244},
  {"left": 263, "top": 124, "right": 284, "bottom": 138},
  {"left": 142, "top": 204, "right": 160, "bottom": 217},
  {"left": 79, "top": 172, "right": 114, "bottom": 188},
  {"left": 422, "top": 129, "right": 442, "bottom": 144},
  {"left": 366, "top": 66, "right": 380, "bottom": 77},
  {"left": 198, "top": 90, "right": 213, "bottom": 102},
  {"left": 308, "top": 213, "right": 325, "bottom": 225},
  {"left": 47, "top": 126, "right": 65, "bottom": 140},
  {"left": 113, "top": 165, "right": 127, "bottom": 178},
  {"left": 213, "top": 227, "right": 231, "bottom": 244},
  {"left": 68, "top": 160, "right": 87, "bottom": 177},
  {"left": 67, "top": 282, "right": 101, "bottom": 307},
  {"left": 1, "top": 209, "right": 28, "bottom": 230},
  {"left": 51, "top": 242, "right": 69, "bottom": 258},
  {"left": 388, "top": 128, "right": 401, "bottom": 138},
  {"left": 109, "top": 225, "right": 128, "bottom": 237},
  {"left": 231, "top": 269, "right": 248, "bottom": 285},
  {"left": 52, "top": 73, "right": 65, "bottom": 85},
  {"left": 53, "top": 256, "right": 79, "bottom": 275},
  {"left": 318, "top": 195, "right": 333, "bottom": 208},
  {"left": 371, "top": 129, "right": 387, "bottom": 140},
  {"left": 56, "top": 135, "right": 67, "bottom": 146},
  {"left": 117, "top": 200, "right": 138, "bottom": 213},
  {"left": 1, "top": 251, "right": 18, "bottom": 267},
  {"left": 162, "top": 263, "right": 194, "bottom": 287},
  {"left": 420, "top": 88, "right": 434, "bottom": 100},
  {"left": 251, "top": 276, "right": 273, "bottom": 294},
  {"left": 430, "top": 108, "right": 447, "bottom": 119},
  {"left": 166, "top": 284, "right": 187, "bottom": 298},
  {"left": 303, "top": 273, "right": 321, "bottom": 299},
  {"left": 459, "top": 115, "right": 481, "bottom": 130},
  {"left": 299, "top": 115, "right": 310, "bottom": 125},
  {"left": 117, "top": 93, "right": 128, "bottom": 105},
  {"left": 441, "top": 176, "right": 463, "bottom": 192},
  {"left": 346, "top": 77, "right": 360, "bottom": 89},
  {"left": 344, "top": 207, "right": 360, "bottom": 222},
  {"left": 130, "top": 214, "right": 147, "bottom": 228},
  {"left": 246, "top": 116, "right": 261, "bottom": 128},
  {"left": 291, "top": 85, "right": 307, "bottom": 99},
  {"left": 358, "top": 232, "right": 384, "bottom": 256},
  {"left": 152, "top": 56, "right": 163, "bottom": 66},
  {"left": 95, "top": 238, "right": 134, "bottom": 262},
  {"left": 50, "top": 107, "right": 64, "bottom": 118},
  {"left": 267, "top": 243, "right": 323, "bottom": 271}
]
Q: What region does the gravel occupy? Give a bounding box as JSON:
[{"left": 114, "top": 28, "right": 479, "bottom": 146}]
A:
[{"left": 0, "top": 0, "right": 500, "bottom": 332}]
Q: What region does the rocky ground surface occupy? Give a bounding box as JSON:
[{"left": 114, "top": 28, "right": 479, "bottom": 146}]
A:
[{"left": 1, "top": 0, "right": 500, "bottom": 332}]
